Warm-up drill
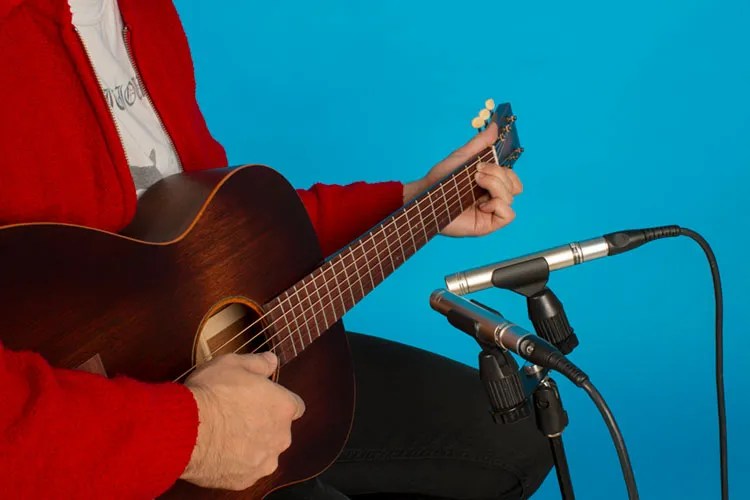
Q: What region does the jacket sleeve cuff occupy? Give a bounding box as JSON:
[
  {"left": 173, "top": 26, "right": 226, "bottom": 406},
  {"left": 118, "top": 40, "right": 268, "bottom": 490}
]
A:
[{"left": 1, "top": 347, "right": 199, "bottom": 497}]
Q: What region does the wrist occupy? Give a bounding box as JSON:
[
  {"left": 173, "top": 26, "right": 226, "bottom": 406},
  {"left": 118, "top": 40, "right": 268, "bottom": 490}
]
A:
[
  {"left": 402, "top": 177, "right": 430, "bottom": 204},
  {"left": 181, "top": 386, "right": 215, "bottom": 482}
]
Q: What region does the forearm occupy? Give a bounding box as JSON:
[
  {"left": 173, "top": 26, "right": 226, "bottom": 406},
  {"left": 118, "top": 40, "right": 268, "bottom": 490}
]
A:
[
  {"left": 402, "top": 177, "right": 430, "bottom": 205},
  {"left": 297, "top": 180, "right": 405, "bottom": 256}
]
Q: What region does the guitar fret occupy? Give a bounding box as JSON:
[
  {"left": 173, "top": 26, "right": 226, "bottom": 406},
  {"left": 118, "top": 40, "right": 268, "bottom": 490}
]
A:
[
  {"left": 438, "top": 181, "right": 453, "bottom": 226},
  {"left": 269, "top": 298, "right": 294, "bottom": 363},
  {"left": 366, "top": 234, "right": 386, "bottom": 287},
  {"left": 380, "top": 225, "right": 398, "bottom": 273},
  {"left": 451, "top": 174, "right": 463, "bottom": 214},
  {"left": 327, "top": 264, "right": 344, "bottom": 320},
  {"left": 312, "top": 270, "right": 330, "bottom": 333},
  {"left": 368, "top": 237, "right": 383, "bottom": 288},
  {"left": 273, "top": 295, "right": 291, "bottom": 357},
  {"left": 405, "top": 215, "right": 417, "bottom": 256},
  {"left": 276, "top": 292, "right": 293, "bottom": 355},
  {"left": 287, "top": 314, "right": 298, "bottom": 357},
  {"left": 343, "top": 250, "right": 359, "bottom": 304},
  {"left": 380, "top": 219, "right": 397, "bottom": 274},
  {"left": 359, "top": 240, "right": 376, "bottom": 297},
  {"left": 348, "top": 248, "right": 366, "bottom": 302},
  {"left": 301, "top": 276, "right": 321, "bottom": 340},
  {"left": 291, "top": 289, "right": 309, "bottom": 345},
  {"left": 465, "top": 168, "right": 479, "bottom": 206},
  {"left": 357, "top": 240, "right": 375, "bottom": 294},
  {"left": 387, "top": 222, "right": 406, "bottom": 265},
  {"left": 425, "top": 190, "right": 441, "bottom": 234},
  {"left": 416, "top": 199, "right": 430, "bottom": 243},
  {"left": 334, "top": 256, "right": 357, "bottom": 311},
  {"left": 466, "top": 165, "right": 476, "bottom": 205}
]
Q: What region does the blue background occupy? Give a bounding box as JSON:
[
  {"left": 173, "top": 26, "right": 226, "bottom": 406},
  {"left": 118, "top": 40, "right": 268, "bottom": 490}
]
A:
[{"left": 173, "top": 1, "right": 749, "bottom": 498}]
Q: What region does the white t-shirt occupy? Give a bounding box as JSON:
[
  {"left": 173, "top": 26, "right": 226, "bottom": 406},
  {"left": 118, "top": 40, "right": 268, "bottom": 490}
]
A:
[{"left": 68, "top": 0, "right": 182, "bottom": 196}]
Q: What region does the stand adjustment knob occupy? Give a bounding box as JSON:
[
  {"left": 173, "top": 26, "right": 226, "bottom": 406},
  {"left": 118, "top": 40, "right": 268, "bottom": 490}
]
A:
[
  {"left": 479, "top": 347, "right": 530, "bottom": 424},
  {"left": 527, "top": 288, "right": 579, "bottom": 354}
]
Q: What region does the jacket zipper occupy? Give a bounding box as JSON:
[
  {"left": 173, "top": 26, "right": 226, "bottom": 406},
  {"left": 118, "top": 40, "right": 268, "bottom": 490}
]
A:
[
  {"left": 122, "top": 25, "right": 183, "bottom": 170},
  {"left": 73, "top": 26, "right": 133, "bottom": 167},
  {"left": 72, "top": 25, "right": 184, "bottom": 171}
]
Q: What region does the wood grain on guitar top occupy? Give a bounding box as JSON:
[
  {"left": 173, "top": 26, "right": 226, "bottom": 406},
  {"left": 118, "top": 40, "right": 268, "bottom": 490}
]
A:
[{"left": 0, "top": 166, "right": 355, "bottom": 499}]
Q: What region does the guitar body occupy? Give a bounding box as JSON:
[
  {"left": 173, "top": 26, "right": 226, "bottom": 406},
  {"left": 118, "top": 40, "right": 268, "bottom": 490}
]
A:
[{"left": 0, "top": 166, "right": 355, "bottom": 498}]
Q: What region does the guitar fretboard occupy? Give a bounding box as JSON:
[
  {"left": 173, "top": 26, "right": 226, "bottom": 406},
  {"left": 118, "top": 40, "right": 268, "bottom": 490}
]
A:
[{"left": 265, "top": 145, "right": 507, "bottom": 365}]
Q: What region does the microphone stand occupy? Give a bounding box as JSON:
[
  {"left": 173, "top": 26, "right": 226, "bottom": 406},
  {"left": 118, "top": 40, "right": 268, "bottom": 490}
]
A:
[
  {"left": 488, "top": 258, "right": 579, "bottom": 500},
  {"left": 532, "top": 375, "right": 574, "bottom": 500},
  {"left": 477, "top": 346, "right": 576, "bottom": 500}
]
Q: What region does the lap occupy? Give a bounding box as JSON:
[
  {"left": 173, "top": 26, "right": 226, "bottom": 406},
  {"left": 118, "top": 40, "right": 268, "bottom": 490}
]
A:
[{"left": 271, "top": 332, "right": 552, "bottom": 500}]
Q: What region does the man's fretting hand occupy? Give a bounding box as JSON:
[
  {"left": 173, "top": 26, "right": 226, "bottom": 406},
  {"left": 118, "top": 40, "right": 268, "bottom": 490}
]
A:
[
  {"left": 181, "top": 352, "right": 305, "bottom": 491},
  {"left": 402, "top": 123, "right": 523, "bottom": 237}
]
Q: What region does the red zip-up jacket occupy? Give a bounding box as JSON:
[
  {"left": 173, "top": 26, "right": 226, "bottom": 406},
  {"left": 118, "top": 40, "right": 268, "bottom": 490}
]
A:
[{"left": 0, "top": 0, "right": 404, "bottom": 497}]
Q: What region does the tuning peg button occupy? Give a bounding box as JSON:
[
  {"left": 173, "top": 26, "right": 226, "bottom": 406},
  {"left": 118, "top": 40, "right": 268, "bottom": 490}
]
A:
[
  {"left": 485, "top": 98, "right": 496, "bottom": 110},
  {"left": 479, "top": 109, "right": 491, "bottom": 120},
  {"left": 471, "top": 116, "right": 485, "bottom": 129}
]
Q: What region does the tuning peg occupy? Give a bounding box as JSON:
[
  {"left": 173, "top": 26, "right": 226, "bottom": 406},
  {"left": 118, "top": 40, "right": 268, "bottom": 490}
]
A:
[
  {"left": 471, "top": 116, "right": 485, "bottom": 130},
  {"left": 479, "top": 109, "right": 491, "bottom": 120},
  {"left": 485, "top": 98, "right": 495, "bottom": 110}
]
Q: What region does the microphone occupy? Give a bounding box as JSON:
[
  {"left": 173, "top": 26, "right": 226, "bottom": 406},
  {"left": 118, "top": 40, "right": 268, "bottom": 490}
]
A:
[
  {"left": 429, "top": 289, "right": 587, "bottom": 386},
  {"left": 445, "top": 226, "right": 681, "bottom": 295}
]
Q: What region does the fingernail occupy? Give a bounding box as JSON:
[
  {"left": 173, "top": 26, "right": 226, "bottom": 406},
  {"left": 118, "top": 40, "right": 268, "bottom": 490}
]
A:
[
  {"left": 475, "top": 172, "right": 483, "bottom": 181},
  {"left": 476, "top": 163, "right": 485, "bottom": 171},
  {"left": 479, "top": 202, "right": 489, "bottom": 210}
]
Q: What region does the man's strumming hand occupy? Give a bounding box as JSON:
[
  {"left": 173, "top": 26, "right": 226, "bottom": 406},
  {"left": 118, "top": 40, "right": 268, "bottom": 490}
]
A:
[
  {"left": 402, "top": 122, "right": 523, "bottom": 238},
  {"left": 181, "top": 352, "right": 304, "bottom": 491}
]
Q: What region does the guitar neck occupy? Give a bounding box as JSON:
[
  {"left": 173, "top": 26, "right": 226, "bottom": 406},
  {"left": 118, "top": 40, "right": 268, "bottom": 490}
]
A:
[
  {"left": 266, "top": 104, "right": 522, "bottom": 365},
  {"left": 265, "top": 149, "right": 488, "bottom": 364}
]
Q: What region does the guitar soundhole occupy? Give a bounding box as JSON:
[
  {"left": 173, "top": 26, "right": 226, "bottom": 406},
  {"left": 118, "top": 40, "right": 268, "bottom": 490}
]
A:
[{"left": 194, "top": 300, "right": 271, "bottom": 366}]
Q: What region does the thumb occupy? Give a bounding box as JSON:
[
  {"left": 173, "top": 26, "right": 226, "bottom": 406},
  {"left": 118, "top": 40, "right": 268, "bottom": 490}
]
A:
[
  {"left": 452, "top": 121, "right": 498, "bottom": 161},
  {"left": 238, "top": 351, "right": 278, "bottom": 377}
]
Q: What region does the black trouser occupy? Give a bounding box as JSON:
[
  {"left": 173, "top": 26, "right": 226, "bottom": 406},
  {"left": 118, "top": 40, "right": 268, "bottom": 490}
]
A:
[{"left": 268, "top": 333, "right": 553, "bottom": 500}]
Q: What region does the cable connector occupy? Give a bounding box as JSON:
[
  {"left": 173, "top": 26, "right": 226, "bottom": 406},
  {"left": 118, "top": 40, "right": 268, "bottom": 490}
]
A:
[{"left": 603, "top": 225, "right": 681, "bottom": 256}]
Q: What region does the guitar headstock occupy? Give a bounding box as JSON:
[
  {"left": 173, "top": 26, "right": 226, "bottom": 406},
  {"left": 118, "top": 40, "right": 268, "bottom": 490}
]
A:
[{"left": 472, "top": 99, "right": 524, "bottom": 169}]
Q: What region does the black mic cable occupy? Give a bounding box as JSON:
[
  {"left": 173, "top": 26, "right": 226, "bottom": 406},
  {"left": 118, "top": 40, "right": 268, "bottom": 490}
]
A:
[
  {"left": 678, "top": 228, "right": 726, "bottom": 500},
  {"left": 430, "top": 290, "right": 640, "bottom": 500},
  {"left": 444, "top": 225, "right": 727, "bottom": 500}
]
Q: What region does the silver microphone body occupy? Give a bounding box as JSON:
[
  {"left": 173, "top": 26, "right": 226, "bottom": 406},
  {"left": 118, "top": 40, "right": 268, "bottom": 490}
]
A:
[
  {"left": 429, "top": 289, "right": 532, "bottom": 353},
  {"left": 445, "top": 237, "right": 610, "bottom": 295}
]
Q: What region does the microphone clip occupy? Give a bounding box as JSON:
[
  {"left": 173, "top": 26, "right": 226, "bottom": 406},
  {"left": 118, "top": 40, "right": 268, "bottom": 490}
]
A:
[{"left": 492, "top": 258, "right": 579, "bottom": 355}]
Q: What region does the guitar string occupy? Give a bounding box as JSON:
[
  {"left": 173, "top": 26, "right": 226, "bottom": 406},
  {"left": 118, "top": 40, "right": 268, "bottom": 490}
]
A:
[
  {"left": 244, "top": 162, "right": 487, "bottom": 357},
  {"left": 236, "top": 138, "right": 522, "bottom": 359},
  {"left": 205, "top": 133, "right": 516, "bottom": 360},
  {"left": 172, "top": 145, "right": 507, "bottom": 382},
  {"left": 173, "top": 139, "right": 516, "bottom": 382},
  {"left": 171, "top": 155, "right": 488, "bottom": 381}
]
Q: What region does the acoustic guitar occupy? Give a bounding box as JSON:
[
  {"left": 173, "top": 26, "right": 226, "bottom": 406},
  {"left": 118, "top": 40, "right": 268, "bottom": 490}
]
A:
[{"left": 0, "top": 102, "right": 522, "bottom": 498}]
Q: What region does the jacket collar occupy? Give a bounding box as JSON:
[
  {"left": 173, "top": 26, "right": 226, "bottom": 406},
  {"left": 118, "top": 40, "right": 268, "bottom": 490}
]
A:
[{"left": 24, "top": 0, "right": 138, "bottom": 26}]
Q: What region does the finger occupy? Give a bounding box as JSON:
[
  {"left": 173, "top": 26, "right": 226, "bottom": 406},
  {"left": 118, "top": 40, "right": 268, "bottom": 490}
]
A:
[
  {"left": 449, "top": 122, "right": 499, "bottom": 164},
  {"left": 479, "top": 198, "right": 516, "bottom": 224},
  {"left": 285, "top": 390, "right": 306, "bottom": 420},
  {"left": 259, "top": 458, "right": 279, "bottom": 478},
  {"left": 475, "top": 171, "right": 513, "bottom": 205},
  {"left": 476, "top": 162, "right": 513, "bottom": 193},
  {"left": 506, "top": 169, "right": 523, "bottom": 195},
  {"left": 237, "top": 352, "right": 278, "bottom": 377}
]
